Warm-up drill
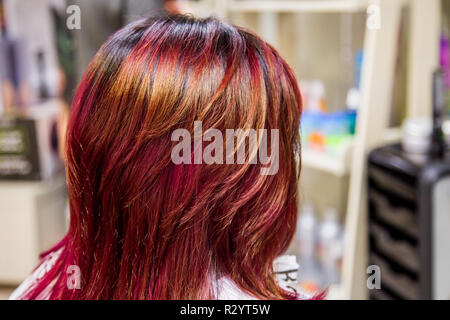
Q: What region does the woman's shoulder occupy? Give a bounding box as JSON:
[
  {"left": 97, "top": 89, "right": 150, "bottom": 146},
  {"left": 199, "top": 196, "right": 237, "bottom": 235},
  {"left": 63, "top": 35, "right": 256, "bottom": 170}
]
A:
[{"left": 11, "top": 253, "right": 312, "bottom": 300}]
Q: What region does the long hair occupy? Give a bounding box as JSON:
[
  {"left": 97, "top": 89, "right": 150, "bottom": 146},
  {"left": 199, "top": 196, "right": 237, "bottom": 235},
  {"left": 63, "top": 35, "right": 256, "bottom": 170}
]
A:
[{"left": 22, "top": 14, "right": 302, "bottom": 300}]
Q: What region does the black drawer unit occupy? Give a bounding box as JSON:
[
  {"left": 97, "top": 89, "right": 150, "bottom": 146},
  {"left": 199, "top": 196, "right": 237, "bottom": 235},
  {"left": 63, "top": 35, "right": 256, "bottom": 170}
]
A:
[{"left": 368, "top": 144, "right": 450, "bottom": 300}]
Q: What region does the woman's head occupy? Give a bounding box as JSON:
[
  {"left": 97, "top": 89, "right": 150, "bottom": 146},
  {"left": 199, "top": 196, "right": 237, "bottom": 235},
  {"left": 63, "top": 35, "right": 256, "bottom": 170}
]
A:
[{"left": 26, "top": 14, "right": 302, "bottom": 299}]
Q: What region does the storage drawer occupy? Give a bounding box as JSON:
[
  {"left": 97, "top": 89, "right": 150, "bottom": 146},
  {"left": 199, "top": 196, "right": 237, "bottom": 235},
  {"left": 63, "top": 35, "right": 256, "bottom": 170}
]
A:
[
  {"left": 370, "top": 288, "right": 396, "bottom": 300},
  {"left": 370, "top": 254, "right": 419, "bottom": 300},
  {"left": 370, "top": 222, "right": 419, "bottom": 273},
  {"left": 369, "top": 189, "right": 418, "bottom": 237},
  {"left": 369, "top": 167, "right": 416, "bottom": 202}
]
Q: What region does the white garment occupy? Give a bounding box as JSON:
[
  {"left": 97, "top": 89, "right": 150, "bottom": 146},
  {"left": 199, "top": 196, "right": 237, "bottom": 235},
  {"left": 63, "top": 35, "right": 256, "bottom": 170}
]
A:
[
  {"left": 10, "top": 253, "right": 308, "bottom": 300},
  {"left": 9, "top": 249, "right": 61, "bottom": 300}
]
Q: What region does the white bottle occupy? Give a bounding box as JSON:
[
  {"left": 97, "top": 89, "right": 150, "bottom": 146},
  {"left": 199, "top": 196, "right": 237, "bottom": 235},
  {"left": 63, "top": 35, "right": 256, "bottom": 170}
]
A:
[
  {"left": 296, "top": 203, "right": 322, "bottom": 292},
  {"left": 307, "top": 80, "right": 325, "bottom": 112},
  {"left": 318, "top": 208, "right": 343, "bottom": 285},
  {"left": 297, "top": 203, "right": 316, "bottom": 264},
  {"left": 346, "top": 87, "right": 360, "bottom": 110}
]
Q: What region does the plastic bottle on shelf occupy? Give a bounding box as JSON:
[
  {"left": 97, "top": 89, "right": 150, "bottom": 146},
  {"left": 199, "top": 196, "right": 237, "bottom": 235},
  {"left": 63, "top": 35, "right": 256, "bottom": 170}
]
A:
[
  {"left": 317, "top": 208, "right": 344, "bottom": 286},
  {"left": 297, "top": 203, "right": 316, "bottom": 263},
  {"left": 296, "top": 203, "right": 323, "bottom": 294},
  {"left": 346, "top": 87, "right": 360, "bottom": 111},
  {"left": 306, "top": 80, "right": 327, "bottom": 113}
]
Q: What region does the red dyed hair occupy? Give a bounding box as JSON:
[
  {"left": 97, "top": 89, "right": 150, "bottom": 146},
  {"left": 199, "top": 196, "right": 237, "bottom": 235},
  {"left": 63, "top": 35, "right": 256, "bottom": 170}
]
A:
[{"left": 22, "top": 14, "right": 302, "bottom": 300}]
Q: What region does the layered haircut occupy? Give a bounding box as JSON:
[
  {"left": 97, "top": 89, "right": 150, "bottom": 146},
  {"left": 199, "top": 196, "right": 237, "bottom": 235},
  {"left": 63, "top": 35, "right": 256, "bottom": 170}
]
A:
[{"left": 22, "top": 14, "right": 302, "bottom": 300}]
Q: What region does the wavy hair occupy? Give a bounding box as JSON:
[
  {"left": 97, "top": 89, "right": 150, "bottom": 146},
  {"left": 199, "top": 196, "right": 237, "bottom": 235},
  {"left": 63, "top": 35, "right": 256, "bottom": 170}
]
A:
[{"left": 22, "top": 14, "right": 302, "bottom": 300}]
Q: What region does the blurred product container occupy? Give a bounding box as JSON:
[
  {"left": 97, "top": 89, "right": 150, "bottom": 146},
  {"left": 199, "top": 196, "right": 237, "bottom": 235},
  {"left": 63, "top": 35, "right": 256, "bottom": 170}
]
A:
[
  {"left": 317, "top": 208, "right": 344, "bottom": 285},
  {"left": 296, "top": 203, "right": 322, "bottom": 295},
  {"left": 295, "top": 203, "right": 345, "bottom": 295},
  {"left": 402, "top": 118, "right": 433, "bottom": 155}
]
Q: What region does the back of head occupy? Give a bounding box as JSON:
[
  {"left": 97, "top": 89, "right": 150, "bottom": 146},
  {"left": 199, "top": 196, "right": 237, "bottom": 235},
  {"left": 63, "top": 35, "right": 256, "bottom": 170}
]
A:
[{"left": 24, "top": 14, "right": 302, "bottom": 300}]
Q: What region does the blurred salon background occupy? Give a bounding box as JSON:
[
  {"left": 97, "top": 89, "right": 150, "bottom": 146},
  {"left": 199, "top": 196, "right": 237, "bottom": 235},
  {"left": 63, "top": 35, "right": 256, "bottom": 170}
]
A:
[{"left": 0, "top": 0, "right": 449, "bottom": 300}]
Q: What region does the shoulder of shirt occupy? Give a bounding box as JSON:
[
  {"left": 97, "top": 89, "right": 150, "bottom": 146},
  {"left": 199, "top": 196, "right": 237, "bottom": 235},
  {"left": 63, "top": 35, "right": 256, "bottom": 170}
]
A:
[
  {"left": 216, "top": 255, "right": 312, "bottom": 300},
  {"left": 9, "top": 249, "right": 62, "bottom": 300},
  {"left": 10, "top": 253, "right": 311, "bottom": 300}
]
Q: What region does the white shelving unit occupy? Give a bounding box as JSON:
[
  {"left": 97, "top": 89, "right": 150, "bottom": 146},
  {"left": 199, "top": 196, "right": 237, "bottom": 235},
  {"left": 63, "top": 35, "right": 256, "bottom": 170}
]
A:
[
  {"left": 181, "top": 0, "right": 442, "bottom": 299},
  {"left": 302, "top": 145, "right": 353, "bottom": 177},
  {"left": 302, "top": 128, "right": 403, "bottom": 177},
  {"left": 0, "top": 174, "right": 67, "bottom": 284}
]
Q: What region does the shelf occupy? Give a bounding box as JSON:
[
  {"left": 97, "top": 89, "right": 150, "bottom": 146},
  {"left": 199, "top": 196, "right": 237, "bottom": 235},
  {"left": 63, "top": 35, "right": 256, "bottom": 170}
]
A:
[
  {"left": 302, "top": 150, "right": 349, "bottom": 176},
  {"left": 227, "top": 0, "right": 370, "bottom": 13},
  {"left": 302, "top": 126, "right": 403, "bottom": 177},
  {"left": 302, "top": 141, "right": 353, "bottom": 177},
  {"left": 0, "top": 173, "right": 67, "bottom": 284}
]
